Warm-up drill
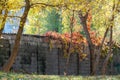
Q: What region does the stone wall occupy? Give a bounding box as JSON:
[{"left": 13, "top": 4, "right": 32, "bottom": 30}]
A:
[
  {"left": 0, "top": 39, "right": 10, "bottom": 70},
  {"left": 0, "top": 33, "right": 120, "bottom": 75}
]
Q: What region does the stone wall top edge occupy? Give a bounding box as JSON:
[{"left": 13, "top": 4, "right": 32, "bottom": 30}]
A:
[{"left": 2, "top": 33, "right": 48, "bottom": 38}]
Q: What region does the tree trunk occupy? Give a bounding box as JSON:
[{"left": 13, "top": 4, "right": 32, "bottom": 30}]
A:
[
  {"left": 93, "top": 27, "right": 109, "bottom": 74},
  {"left": 78, "top": 10, "right": 95, "bottom": 75},
  {"left": 0, "top": 0, "right": 8, "bottom": 37},
  {"left": 102, "top": 26, "right": 113, "bottom": 75},
  {"left": 102, "top": 0, "right": 116, "bottom": 74},
  {"left": 89, "top": 44, "right": 95, "bottom": 75},
  {"left": 2, "top": 0, "right": 30, "bottom": 72},
  {"left": 0, "top": 9, "right": 8, "bottom": 37}
]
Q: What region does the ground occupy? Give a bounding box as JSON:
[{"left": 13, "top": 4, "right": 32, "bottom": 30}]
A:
[{"left": 0, "top": 71, "right": 120, "bottom": 80}]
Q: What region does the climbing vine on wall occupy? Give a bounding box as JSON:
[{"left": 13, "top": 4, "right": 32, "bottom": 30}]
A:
[{"left": 45, "top": 31, "right": 102, "bottom": 60}]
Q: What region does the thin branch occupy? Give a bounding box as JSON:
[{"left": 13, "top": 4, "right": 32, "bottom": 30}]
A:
[
  {"left": 101, "top": 27, "right": 109, "bottom": 47},
  {"left": 7, "top": 16, "right": 21, "bottom": 18},
  {"left": 93, "top": 27, "right": 109, "bottom": 74},
  {"left": 30, "top": 2, "right": 89, "bottom": 13},
  {"left": 30, "top": 3, "right": 61, "bottom": 8}
]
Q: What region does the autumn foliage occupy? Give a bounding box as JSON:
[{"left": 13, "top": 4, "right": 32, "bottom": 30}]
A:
[
  {"left": 45, "top": 30, "right": 102, "bottom": 60},
  {"left": 44, "top": 10, "right": 102, "bottom": 61}
]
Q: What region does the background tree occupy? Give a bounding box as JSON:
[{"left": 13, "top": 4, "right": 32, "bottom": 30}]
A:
[
  {"left": 43, "top": 8, "right": 63, "bottom": 33},
  {"left": 3, "top": 0, "right": 31, "bottom": 72},
  {"left": 25, "top": 8, "right": 63, "bottom": 34},
  {"left": 102, "top": 0, "right": 120, "bottom": 74},
  {"left": 78, "top": 0, "right": 120, "bottom": 75},
  {"left": 0, "top": 0, "right": 8, "bottom": 37}
]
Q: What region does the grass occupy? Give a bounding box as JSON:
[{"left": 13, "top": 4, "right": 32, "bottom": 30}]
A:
[{"left": 0, "top": 71, "right": 120, "bottom": 80}]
